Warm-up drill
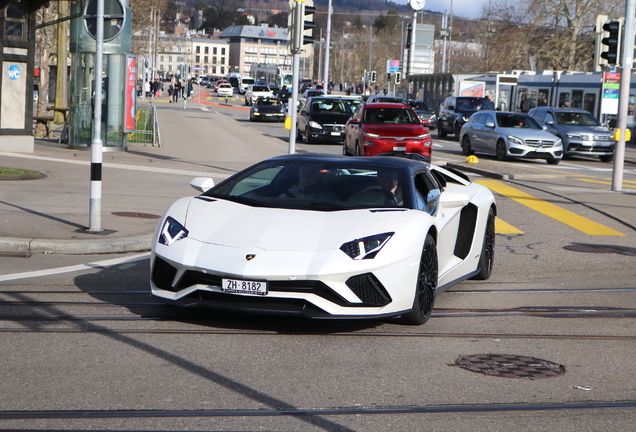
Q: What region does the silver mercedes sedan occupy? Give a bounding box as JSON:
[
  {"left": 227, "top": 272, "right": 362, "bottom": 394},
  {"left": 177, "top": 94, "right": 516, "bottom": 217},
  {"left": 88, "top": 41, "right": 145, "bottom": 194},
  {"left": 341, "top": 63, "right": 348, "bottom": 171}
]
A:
[{"left": 459, "top": 111, "right": 563, "bottom": 165}]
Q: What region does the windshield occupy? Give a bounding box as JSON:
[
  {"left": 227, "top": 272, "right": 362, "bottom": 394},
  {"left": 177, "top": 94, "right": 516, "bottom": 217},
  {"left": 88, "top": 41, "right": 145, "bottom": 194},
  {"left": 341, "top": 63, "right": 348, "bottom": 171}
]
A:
[
  {"left": 311, "top": 99, "right": 352, "bottom": 114},
  {"left": 256, "top": 98, "right": 280, "bottom": 106},
  {"left": 456, "top": 98, "right": 495, "bottom": 111},
  {"left": 252, "top": 86, "right": 270, "bottom": 92},
  {"left": 364, "top": 107, "right": 420, "bottom": 124},
  {"left": 496, "top": 113, "right": 541, "bottom": 129},
  {"left": 205, "top": 159, "right": 411, "bottom": 211},
  {"left": 409, "top": 101, "right": 429, "bottom": 110},
  {"left": 555, "top": 111, "right": 600, "bottom": 126}
]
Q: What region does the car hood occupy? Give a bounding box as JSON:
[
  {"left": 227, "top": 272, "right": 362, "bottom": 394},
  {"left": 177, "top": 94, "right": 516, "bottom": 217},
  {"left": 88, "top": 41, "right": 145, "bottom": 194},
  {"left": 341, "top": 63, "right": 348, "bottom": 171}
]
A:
[
  {"left": 498, "top": 127, "right": 561, "bottom": 140},
  {"left": 310, "top": 113, "right": 352, "bottom": 124},
  {"left": 362, "top": 124, "right": 427, "bottom": 137},
  {"left": 183, "top": 198, "right": 409, "bottom": 251},
  {"left": 555, "top": 124, "right": 612, "bottom": 135}
]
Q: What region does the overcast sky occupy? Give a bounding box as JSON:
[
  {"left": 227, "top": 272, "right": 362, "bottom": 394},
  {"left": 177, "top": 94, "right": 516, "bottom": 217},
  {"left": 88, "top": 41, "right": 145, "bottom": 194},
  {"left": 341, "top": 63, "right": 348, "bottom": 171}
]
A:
[{"left": 395, "top": 0, "right": 488, "bottom": 19}]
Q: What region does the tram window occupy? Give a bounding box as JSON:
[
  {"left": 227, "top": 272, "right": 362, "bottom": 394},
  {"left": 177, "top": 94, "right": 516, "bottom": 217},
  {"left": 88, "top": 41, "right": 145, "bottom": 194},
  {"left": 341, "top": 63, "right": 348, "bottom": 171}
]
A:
[
  {"left": 571, "top": 90, "right": 583, "bottom": 109},
  {"left": 583, "top": 94, "right": 596, "bottom": 114},
  {"left": 538, "top": 89, "right": 549, "bottom": 106},
  {"left": 559, "top": 93, "right": 570, "bottom": 108}
]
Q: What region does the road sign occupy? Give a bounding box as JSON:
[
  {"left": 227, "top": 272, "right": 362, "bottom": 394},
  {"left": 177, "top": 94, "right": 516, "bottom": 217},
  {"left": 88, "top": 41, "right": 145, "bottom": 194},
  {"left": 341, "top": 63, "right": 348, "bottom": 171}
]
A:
[
  {"left": 84, "top": 0, "right": 125, "bottom": 41},
  {"left": 386, "top": 60, "right": 400, "bottom": 74}
]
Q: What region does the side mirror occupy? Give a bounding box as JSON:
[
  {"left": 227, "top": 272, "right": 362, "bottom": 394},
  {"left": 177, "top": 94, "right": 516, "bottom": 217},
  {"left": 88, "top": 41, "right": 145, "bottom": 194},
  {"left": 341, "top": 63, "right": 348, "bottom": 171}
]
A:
[
  {"left": 439, "top": 191, "right": 471, "bottom": 209},
  {"left": 448, "top": 105, "right": 455, "bottom": 110},
  {"left": 484, "top": 120, "right": 495, "bottom": 128},
  {"left": 190, "top": 177, "right": 215, "bottom": 193},
  {"left": 545, "top": 119, "right": 555, "bottom": 126}
]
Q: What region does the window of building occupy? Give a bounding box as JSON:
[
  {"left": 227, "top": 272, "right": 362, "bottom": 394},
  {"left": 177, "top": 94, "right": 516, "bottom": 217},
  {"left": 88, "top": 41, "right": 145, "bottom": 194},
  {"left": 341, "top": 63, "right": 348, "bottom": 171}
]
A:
[
  {"left": 221, "top": 67, "right": 225, "bottom": 74},
  {"left": 204, "top": 47, "right": 209, "bottom": 54},
  {"left": 196, "top": 55, "right": 200, "bottom": 63},
  {"left": 222, "top": 48, "right": 226, "bottom": 55},
  {"left": 221, "top": 57, "right": 225, "bottom": 65},
  {"left": 5, "top": 3, "right": 26, "bottom": 38},
  {"left": 204, "top": 56, "right": 208, "bottom": 63},
  {"left": 160, "top": 55, "right": 164, "bottom": 61},
  {"left": 213, "top": 47, "right": 217, "bottom": 55},
  {"left": 196, "top": 46, "right": 200, "bottom": 53},
  {"left": 212, "top": 66, "right": 216, "bottom": 74},
  {"left": 213, "top": 56, "right": 217, "bottom": 64},
  {"left": 169, "top": 65, "right": 172, "bottom": 71},
  {"left": 169, "top": 56, "right": 172, "bottom": 62}
]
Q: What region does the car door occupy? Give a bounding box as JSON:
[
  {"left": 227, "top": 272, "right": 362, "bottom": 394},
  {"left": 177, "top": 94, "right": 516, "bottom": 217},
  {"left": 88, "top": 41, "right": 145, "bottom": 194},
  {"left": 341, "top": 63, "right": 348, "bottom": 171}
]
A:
[
  {"left": 480, "top": 113, "right": 500, "bottom": 154},
  {"left": 345, "top": 105, "right": 363, "bottom": 153},
  {"left": 465, "top": 113, "right": 485, "bottom": 151},
  {"left": 297, "top": 99, "right": 308, "bottom": 134}
]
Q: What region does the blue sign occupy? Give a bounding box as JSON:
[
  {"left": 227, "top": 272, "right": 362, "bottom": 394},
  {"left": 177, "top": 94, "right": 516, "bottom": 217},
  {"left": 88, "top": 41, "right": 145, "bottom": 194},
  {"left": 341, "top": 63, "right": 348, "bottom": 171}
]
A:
[{"left": 8, "top": 65, "right": 20, "bottom": 80}]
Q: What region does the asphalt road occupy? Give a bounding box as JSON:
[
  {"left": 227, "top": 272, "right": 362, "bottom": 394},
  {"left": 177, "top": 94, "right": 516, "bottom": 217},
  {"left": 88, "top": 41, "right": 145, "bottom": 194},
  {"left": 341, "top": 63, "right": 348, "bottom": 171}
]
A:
[{"left": 1, "top": 94, "right": 635, "bottom": 431}]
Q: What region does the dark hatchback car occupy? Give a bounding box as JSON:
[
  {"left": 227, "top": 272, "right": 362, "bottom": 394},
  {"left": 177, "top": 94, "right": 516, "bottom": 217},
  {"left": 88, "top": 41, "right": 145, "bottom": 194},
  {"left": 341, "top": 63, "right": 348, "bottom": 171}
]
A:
[
  {"left": 297, "top": 97, "right": 353, "bottom": 144},
  {"left": 437, "top": 96, "right": 495, "bottom": 139},
  {"left": 407, "top": 100, "right": 437, "bottom": 130}
]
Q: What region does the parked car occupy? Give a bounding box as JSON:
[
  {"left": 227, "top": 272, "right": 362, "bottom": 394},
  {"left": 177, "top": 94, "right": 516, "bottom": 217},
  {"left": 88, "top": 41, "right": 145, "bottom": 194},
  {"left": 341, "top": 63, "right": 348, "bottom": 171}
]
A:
[
  {"left": 343, "top": 102, "right": 433, "bottom": 162},
  {"left": 297, "top": 97, "right": 353, "bottom": 144},
  {"left": 244, "top": 85, "right": 273, "bottom": 106},
  {"left": 150, "top": 153, "right": 496, "bottom": 325},
  {"left": 459, "top": 111, "right": 563, "bottom": 164},
  {"left": 217, "top": 83, "right": 233, "bottom": 98},
  {"left": 250, "top": 97, "right": 286, "bottom": 122},
  {"left": 406, "top": 100, "right": 437, "bottom": 130},
  {"left": 206, "top": 77, "right": 220, "bottom": 88},
  {"left": 528, "top": 107, "right": 615, "bottom": 162},
  {"left": 437, "top": 96, "right": 495, "bottom": 139}
]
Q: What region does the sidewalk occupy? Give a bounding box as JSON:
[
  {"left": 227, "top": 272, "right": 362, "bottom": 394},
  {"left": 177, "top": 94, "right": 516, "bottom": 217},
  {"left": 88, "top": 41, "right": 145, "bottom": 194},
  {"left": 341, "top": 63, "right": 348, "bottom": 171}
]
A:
[{"left": 2, "top": 97, "right": 635, "bottom": 254}]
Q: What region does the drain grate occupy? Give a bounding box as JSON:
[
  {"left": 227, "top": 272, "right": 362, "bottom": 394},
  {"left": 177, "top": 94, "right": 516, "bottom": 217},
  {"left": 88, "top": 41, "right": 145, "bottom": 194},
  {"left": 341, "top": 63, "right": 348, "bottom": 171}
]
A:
[
  {"left": 112, "top": 212, "right": 161, "bottom": 219},
  {"left": 450, "top": 354, "right": 565, "bottom": 379},
  {"left": 564, "top": 243, "right": 636, "bottom": 256}
]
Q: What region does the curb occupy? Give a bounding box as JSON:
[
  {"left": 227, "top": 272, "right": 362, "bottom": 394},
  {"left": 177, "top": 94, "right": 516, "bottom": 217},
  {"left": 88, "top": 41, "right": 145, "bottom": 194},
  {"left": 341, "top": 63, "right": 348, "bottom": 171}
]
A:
[
  {"left": 445, "top": 162, "right": 566, "bottom": 180},
  {"left": 0, "top": 235, "right": 152, "bottom": 255}
]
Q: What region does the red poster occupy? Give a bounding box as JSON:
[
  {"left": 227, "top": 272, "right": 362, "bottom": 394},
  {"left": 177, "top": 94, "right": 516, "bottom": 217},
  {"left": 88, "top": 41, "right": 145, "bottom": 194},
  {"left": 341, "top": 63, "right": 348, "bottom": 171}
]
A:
[{"left": 124, "top": 54, "right": 137, "bottom": 132}]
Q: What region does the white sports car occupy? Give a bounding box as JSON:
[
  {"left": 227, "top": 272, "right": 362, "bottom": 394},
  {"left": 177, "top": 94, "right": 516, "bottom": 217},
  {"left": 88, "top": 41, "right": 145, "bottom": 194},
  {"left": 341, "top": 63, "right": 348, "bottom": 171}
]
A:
[{"left": 150, "top": 154, "right": 496, "bottom": 325}]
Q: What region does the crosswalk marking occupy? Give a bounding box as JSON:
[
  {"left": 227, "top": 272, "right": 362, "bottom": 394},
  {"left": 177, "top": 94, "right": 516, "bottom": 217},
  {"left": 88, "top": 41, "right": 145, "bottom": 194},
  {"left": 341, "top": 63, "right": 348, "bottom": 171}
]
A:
[{"left": 477, "top": 180, "right": 625, "bottom": 236}]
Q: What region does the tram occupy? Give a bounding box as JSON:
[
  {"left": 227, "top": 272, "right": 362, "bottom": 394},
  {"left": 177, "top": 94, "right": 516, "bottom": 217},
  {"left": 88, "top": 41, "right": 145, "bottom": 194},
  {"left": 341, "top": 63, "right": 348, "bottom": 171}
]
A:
[{"left": 409, "top": 70, "right": 636, "bottom": 127}]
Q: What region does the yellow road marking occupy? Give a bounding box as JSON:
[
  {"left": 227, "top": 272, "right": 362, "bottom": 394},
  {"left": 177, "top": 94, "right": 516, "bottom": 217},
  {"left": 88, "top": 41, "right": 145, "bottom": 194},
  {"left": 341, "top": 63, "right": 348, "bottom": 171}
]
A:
[
  {"left": 496, "top": 217, "right": 524, "bottom": 234},
  {"left": 573, "top": 178, "right": 636, "bottom": 189},
  {"left": 477, "top": 180, "right": 625, "bottom": 236}
]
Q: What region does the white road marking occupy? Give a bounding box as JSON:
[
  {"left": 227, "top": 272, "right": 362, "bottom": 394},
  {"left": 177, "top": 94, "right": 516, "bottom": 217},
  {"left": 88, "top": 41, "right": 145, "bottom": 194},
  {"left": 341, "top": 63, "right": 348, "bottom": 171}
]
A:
[
  {"left": 0, "top": 253, "right": 150, "bottom": 282},
  {"left": 0, "top": 152, "right": 230, "bottom": 179}
]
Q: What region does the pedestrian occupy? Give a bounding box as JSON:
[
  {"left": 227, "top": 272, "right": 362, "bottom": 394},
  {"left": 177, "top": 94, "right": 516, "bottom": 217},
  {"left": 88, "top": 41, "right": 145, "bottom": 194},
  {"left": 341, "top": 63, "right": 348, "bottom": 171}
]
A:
[
  {"left": 520, "top": 95, "right": 531, "bottom": 113},
  {"left": 168, "top": 82, "right": 175, "bottom": 102},
  {"left": 174, "top": 80, "right": 182, "bottom": 101},
  {"left": 383, "top": 88, "right": 388, "bottom": 96}
]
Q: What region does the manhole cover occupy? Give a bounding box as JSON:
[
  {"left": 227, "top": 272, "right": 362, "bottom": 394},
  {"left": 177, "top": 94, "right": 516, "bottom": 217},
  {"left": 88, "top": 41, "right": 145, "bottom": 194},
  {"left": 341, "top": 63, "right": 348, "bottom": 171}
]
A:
[
  {"left": 450, "top": 354, "right": 565, "bottom": 379},
  {"left": 112, "top": 212, "right": 161, "bottom": 219},
  {"left": 564, "top": 244, "right": 636, "bottom": 256}
]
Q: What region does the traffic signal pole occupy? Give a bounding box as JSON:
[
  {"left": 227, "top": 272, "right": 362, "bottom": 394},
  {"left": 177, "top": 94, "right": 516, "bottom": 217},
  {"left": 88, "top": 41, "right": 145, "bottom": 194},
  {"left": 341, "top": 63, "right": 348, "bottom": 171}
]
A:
[
  {"left": 89, "top": 0, "right": 105, "bottom": 232},
  {"left": 612, "top": 0, "right": 635, "bottom": 192}
]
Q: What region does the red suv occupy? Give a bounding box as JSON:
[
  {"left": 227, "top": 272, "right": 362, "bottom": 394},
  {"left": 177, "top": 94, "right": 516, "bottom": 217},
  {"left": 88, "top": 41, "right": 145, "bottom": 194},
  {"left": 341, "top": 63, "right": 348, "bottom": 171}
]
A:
[{"left": 343, "top": 103, "right": 432, "bottom": 161}]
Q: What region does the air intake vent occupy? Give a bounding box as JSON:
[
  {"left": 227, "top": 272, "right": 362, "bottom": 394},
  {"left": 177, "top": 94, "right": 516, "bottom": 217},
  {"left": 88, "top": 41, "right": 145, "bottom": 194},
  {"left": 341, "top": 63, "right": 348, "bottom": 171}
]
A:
[
  {"left": 152, "top": 257, "right": 178, "bottom": 291},
  {"left": 454, "top": 203, "right": 478, "bottom": 259},
  {"left": 346, "top": 273, "right": 392, "bottom": 306}
]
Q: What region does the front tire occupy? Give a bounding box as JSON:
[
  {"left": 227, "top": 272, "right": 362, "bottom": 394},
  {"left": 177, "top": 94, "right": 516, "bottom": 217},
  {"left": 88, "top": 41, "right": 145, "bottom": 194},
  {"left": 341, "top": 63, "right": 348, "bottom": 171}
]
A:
[
  {"left": 600, "top": 154, "right": 614, "bottom": 162},
  {"left": 496, "top": 140, "right": 508, "bottom": 161},
  {"left": 471, "top": 207, "right": 495, "bottom": 280},
  {"left": 454, "top": 122, "right": 462, "bottom": 139},
  {"left": 438, "top": 123, "right": 447, "bottom": 139},
  {"left": 400, "top": 234, "right": 437, "bottom": 325},
  {"left": 304, "top": 127, "right": 314, "bottom": 144},
  {"left": 461, "top": 135, "right": 473, "bottom": 156}
]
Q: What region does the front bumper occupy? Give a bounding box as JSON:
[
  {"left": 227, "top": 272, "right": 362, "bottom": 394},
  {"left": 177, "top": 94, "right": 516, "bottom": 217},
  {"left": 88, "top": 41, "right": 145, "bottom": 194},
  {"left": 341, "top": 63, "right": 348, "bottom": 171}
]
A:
[
  {"left": 506, "top": 140, "right": 563, "bottom": 161},
  {"left": 252, "top": 111, "right": 285, "bottom": 121},
  {"left": 307, "top": 125, "right": 346, "bottom": 143},
  {"left": 150, "top": 238, "right": 420, "bottom": 319},
  {"left": 565, "top": 140, "right": 614, "bottom": 156},
  {"left": 362, "top": 137, "right": 432, "bottom": 161}
]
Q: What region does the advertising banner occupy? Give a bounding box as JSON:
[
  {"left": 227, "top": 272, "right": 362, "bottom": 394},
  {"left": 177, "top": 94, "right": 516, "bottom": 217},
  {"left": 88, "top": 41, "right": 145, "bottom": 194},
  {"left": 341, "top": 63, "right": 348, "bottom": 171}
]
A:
[{"left": 123, "top": 54, "right": 137, "bottom": 132}]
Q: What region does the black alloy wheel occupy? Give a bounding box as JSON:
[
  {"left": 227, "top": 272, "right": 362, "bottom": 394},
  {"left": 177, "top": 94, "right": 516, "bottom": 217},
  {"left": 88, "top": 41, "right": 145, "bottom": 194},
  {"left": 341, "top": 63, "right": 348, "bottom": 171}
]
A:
[
  {"left": 471, "top": 207, "right": 495, "bottom": 280},
  {"left": 600, "top": 154, "right": 614, "bottom": 162},
  {"left": 400, "top": 234, "right": 437, "bottom": 325},
  {"left": 461, "top": 135, "right": 473, "bottom": 156},
  {"left": 304, "top": 127, "right": 314, "bottom": 144},
  {"left": 454, "top": 122, "right": 462, "bottom": 138},
  {"left": 496, "top": 140, "right": 508, "bottom": 161}
]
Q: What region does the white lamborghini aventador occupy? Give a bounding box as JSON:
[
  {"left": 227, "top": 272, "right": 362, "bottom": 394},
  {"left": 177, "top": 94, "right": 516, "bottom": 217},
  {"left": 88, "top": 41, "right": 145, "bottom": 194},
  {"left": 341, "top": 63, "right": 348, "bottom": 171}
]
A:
[{"left": 150, "top": 154, "right": 496, "bottom": 325}]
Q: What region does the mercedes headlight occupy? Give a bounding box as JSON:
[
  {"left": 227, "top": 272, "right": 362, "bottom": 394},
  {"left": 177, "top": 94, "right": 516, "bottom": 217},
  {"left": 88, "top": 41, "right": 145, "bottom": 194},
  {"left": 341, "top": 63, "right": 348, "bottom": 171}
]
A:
[
  {"left": 309, "top": 121, "right": 323, "bottom": 129},
  {"left": 159, "top": 217, "right": 188, "bottom": 246},
  {"left": 507, "top": 135, "right": 523, "bottom": 145},
  {"left": 340, "top": 232, "right": 394, "bottom": 260}
]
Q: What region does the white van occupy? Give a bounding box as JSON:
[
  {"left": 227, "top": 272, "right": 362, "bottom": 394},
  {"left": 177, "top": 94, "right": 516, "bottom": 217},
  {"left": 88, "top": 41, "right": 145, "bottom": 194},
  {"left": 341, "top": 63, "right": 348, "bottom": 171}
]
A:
[{"left": 239, "top": 76, "right": 255, "bottom": 94}]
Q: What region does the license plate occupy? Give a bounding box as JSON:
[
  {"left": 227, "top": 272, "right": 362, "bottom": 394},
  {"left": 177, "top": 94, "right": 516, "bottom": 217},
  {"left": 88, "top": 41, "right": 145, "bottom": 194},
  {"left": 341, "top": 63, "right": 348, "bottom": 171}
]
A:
[
  {"left": 331, "top": 131, "right": 342, "bottom": 136},
  {"left": 222, "top": 278, "right": 268, "bottom": 295},
  {"left": 393, "top": 146, "right": 407, "bottom": 151}
]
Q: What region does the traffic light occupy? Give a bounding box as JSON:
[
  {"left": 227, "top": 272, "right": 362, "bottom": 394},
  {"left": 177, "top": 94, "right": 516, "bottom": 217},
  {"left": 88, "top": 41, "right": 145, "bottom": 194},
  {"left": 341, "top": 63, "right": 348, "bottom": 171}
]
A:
[
  {"left": 387, "top": 73, "right": 391, "bottom": 82},
  {"left": 371, "top": 71, "right": 377, "bottom": 82},
  {"left": 600, "top": 19, "right": 622, "bottom": 66},
  {"left": 275, "top": 68, "right": 281, "bottom": 81},
  {"left": 289, "top": 0, "right": 315, "bottom": 52},
  {"left": 395, "top": 72, "right": 402, "bottom": 84}
]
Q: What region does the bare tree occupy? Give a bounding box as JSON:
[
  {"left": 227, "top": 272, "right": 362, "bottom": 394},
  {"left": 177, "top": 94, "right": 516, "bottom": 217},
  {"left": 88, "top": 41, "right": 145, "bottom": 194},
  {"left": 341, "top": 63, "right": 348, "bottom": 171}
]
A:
[{"left": 34, "top": 4, "right": 57, "bottom": 138}]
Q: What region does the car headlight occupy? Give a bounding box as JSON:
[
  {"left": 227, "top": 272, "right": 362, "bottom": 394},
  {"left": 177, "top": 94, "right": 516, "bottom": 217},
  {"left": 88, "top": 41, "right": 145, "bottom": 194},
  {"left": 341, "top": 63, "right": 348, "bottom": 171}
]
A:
[
  {"left": 567, "top": 133, "right": 582, "bottom": 139},
  {"left": 416, "top": 133, "right": 431, "bottom": 139},
  {"left": 159, "top": 217, "right": 188, "bottom": 246},
  {"left": 309, "top": 121, "right": 322, "bottom": 129},
  {"left": 429, "top": 114, "right": 436, "bottom": 121},
  {"left": 555, "top": 138, "right": 563, "bottom": 147},
  {"left": 253, "top": 108, "right": 259, "bottom": 112},
  {"left": 340, "top": 232, "right": 394, "bottom": 260},
  {"left": 363, "top": 132, "right": 380, "bottom": 138},
  {"left": 507, "top": 135, "right": 523, "bottom": 145}
]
